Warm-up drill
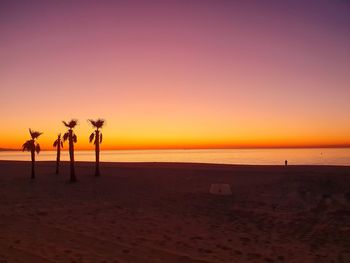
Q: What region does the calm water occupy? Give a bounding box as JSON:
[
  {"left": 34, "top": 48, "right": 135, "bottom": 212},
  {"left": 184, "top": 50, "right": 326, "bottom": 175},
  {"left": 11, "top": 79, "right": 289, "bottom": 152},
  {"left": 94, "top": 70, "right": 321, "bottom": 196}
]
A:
[{"left": 0, "top": 148, "right": 349, "bottom": 165}]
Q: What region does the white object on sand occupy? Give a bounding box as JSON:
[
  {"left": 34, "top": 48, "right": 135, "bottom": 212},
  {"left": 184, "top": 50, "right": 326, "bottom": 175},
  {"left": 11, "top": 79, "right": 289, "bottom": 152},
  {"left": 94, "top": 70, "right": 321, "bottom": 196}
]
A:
[{"left": 209, "top": 184, "right": 232, "bottom": 196}]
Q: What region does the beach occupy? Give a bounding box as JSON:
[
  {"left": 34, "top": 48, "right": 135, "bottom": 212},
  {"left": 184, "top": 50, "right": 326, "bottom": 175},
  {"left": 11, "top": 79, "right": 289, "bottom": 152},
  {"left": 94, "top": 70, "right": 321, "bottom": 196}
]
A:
[{"left": 0, "top": 161, "right": 349, "bottom": 263}]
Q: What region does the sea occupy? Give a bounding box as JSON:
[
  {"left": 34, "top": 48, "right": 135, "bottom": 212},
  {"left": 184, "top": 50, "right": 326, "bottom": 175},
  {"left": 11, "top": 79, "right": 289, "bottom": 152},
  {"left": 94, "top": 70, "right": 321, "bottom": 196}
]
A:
[{"left": 0, "top": 148, "right": 349, "bottom": 166}]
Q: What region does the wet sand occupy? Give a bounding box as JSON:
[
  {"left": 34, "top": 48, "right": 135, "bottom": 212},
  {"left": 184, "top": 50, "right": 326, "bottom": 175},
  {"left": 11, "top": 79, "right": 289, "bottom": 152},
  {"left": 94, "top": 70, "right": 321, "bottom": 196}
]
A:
[{"left": 0, "top": 161, "right": 349, "bottom": 262}]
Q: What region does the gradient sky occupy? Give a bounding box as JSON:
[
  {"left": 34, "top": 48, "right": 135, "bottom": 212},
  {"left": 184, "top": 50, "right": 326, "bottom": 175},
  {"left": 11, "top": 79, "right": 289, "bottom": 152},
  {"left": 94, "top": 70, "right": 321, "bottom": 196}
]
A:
[{"left": 1, "top": 0, "right": 349, "bottom": 150}]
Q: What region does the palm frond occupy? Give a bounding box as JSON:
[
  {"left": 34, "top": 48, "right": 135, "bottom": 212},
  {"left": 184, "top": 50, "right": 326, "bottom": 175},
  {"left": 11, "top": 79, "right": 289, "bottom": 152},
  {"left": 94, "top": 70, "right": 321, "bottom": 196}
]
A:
[
  {"left": 63, "top": 132, "right": 69, "bottom": 141},
  {"left": 54, "top": 134, "right": 62, "bottom": 147},
  {"left": 88, "top": 118, "right": 105, "bottom": 129},
  {"left": 35, "top": 144, "right": 41, "bottom": 154},
  {"left": 29, "top": 128, "right": 43, "bottom": 139},
  {"left": 22, "top": 140, "right": 33, "bottom": 152},
  {"left": 88, "top": 119, "right": 97, "bottom": 127},
  {"left": 68, "top": 119, "right": 78, "bottom": 128},
  {"left": 73, "top": 134, "right": 77, "bottom": 143},
  {"left": 100, "top": 133, "right": 103, "bottom": 143},
  {"left": 60, "top": 141, "right": 63, "bottom": 148},
  {"left": 63, "top": 119, "right": 78, "bottom": 128},
  {"left": 89, "top": 132, "right": 95, "bottom": 143},
  {"left": 96, "top": 119, "right": 105, "bottom": 128}
]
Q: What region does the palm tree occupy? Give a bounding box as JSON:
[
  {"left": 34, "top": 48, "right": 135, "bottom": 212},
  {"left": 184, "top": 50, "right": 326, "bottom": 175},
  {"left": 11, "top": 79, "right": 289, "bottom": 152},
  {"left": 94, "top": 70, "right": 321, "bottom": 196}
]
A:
[
  {"left": 62, "top": 119, "right": 78, "bottom": 182},
  {"left": 88, "top": 119, "right": 105, "bottom": 176},
  {"left": 53, "top": 134, "right": 64, "bottom": 174},
  {"left": 22, "top": 129, "right": 42, "bottom": 179}
]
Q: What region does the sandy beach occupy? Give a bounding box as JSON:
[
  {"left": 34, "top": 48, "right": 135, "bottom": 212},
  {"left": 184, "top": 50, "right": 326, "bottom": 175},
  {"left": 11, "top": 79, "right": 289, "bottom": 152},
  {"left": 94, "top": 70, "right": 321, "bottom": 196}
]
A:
[{"left": 0, "top": 161, "right": 349, "bottom": 263}]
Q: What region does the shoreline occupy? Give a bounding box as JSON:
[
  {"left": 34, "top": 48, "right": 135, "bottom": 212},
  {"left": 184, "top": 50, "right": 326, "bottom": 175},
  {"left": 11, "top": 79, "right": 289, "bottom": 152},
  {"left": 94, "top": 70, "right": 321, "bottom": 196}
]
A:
[
  {"left": 1, "top": 160, "right": 350, "bottom": 169},
  {"left": 2, "top": 145, "right": 350, "bottom": 151},
  {"left": 2, "top": 148, "right": 350, "bottom": 166}
]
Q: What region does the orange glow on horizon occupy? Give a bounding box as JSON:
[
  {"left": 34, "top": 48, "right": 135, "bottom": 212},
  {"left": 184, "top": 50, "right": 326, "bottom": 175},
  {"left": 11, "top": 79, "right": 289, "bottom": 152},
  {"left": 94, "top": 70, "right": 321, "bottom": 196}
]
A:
[{"left": 3, "top": 121, "right": 350, "bottom": 151}]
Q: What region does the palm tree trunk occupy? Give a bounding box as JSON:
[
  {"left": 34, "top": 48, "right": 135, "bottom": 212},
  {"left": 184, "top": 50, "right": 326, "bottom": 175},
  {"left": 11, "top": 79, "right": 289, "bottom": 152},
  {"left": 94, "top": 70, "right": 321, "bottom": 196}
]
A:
[
  {"left": 69, "top": 130, "right": 76, "bottom": 182},
  {"left": 31, "top": 149, "right": 35, "bottom": 179},
  {"left": 95, "top": 130, "right": 100, "bottom": 176},
  {"left": 56, "top": 144, "right": 60, "bottom": 174}
]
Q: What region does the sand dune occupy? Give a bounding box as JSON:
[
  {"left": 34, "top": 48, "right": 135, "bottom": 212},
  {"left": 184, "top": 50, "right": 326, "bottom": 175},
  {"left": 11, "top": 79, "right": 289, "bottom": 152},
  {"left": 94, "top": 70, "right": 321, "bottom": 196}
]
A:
[{"left": 0, "top": 161, "right": 349, "bottom": 262}]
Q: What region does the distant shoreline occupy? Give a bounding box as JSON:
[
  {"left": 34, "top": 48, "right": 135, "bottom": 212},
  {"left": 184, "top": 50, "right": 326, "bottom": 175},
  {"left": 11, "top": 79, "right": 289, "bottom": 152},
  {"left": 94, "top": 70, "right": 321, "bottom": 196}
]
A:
[
  {"left": 1, "top": 146, "right": 350, "bottom": 152},
  {"left": 1, "top": 148, "right": 349, "bottom": 166},
  {"left": 1, "top": 160, "right": 349, "bottom": 168},
  {"left": 0, "top": 148, "right": 19, "bottom": 152}
]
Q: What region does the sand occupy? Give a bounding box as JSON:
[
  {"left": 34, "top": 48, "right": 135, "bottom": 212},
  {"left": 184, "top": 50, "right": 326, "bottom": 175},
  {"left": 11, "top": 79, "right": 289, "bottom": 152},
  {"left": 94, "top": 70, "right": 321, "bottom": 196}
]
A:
[{"left": 0, "top": 161, "right": 350, "bottom": 263}]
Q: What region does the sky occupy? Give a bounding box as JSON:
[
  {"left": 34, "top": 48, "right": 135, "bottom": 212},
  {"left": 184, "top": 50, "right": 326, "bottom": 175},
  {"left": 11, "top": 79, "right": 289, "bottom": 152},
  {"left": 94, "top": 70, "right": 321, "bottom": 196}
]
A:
[{"left": 0, "top": 0, "right": 349, "bottom": 150}]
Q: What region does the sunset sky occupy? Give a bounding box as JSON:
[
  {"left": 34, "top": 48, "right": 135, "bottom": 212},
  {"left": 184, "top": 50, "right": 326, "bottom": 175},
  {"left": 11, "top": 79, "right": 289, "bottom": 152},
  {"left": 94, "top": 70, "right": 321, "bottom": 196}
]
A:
[{"left": 1, "top": 0, "right": 349, "bottom": 150}]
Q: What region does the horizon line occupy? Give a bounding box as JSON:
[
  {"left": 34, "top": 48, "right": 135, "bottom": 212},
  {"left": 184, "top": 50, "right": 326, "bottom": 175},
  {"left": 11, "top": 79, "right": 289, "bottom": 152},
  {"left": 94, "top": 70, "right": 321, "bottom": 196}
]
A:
[{"left": 2, "top": 145, "right": 350, "bottom": 151}]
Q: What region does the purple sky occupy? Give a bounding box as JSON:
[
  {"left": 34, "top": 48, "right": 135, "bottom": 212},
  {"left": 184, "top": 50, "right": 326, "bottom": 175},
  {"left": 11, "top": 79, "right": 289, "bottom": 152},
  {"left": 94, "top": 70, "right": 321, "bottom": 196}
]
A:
[{"left": 1, "top": 0, "right": 349, "bottom": 149}]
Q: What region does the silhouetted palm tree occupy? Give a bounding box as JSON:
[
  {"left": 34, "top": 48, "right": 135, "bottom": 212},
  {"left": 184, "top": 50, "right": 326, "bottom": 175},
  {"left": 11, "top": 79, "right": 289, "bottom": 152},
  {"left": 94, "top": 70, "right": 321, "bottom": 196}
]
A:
[
  {"left": 22, "top": 129, "right": 42, "bottom": 179},
  {"left": 88, "top": 119, "right": 105, "bottom": 176},
  {"left": 63, "top": 119, "right": 78, "bottom": 182},
  {"left": 53, "top": 134, "right": 64, "bottom": 174}
]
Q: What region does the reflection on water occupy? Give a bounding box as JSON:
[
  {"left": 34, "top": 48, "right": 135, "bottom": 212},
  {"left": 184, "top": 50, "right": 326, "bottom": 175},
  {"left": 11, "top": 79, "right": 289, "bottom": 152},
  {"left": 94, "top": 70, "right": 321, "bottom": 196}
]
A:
[{"left": 0, "top": 148, "right": 349, "bottom": 165}]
